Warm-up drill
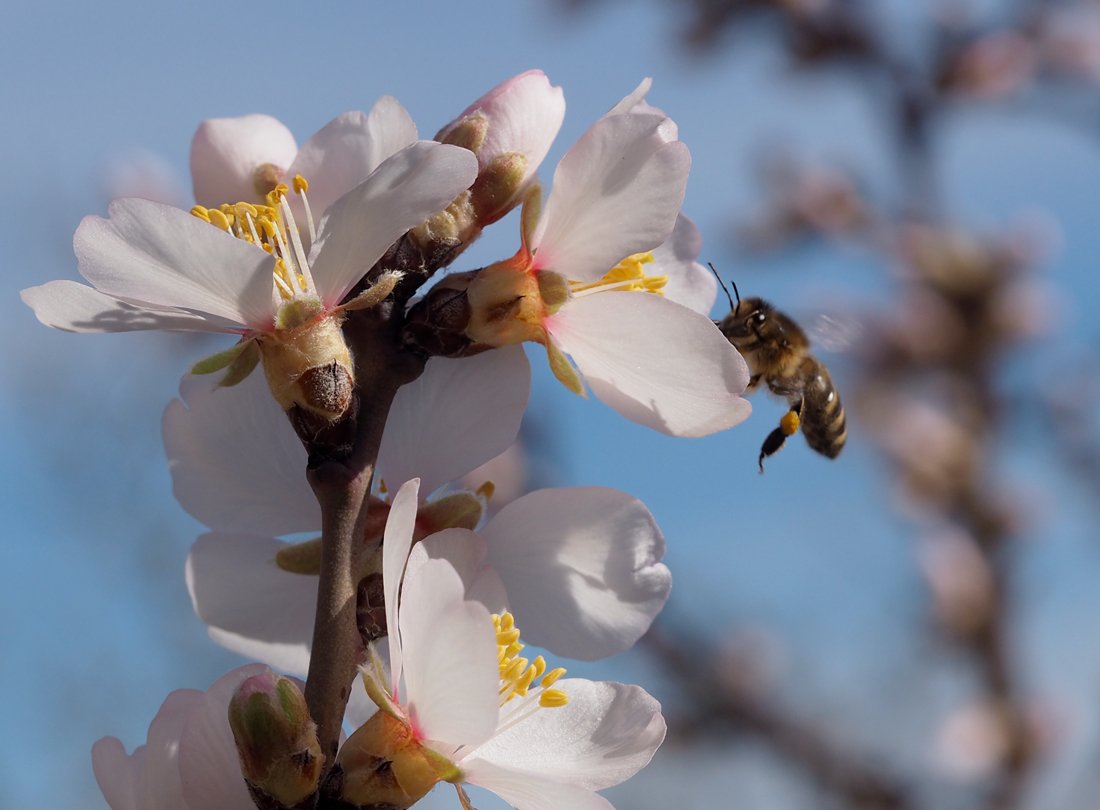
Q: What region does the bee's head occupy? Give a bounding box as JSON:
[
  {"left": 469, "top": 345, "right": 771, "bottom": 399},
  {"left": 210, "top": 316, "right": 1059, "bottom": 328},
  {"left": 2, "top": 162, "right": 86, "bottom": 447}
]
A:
[{"left": 718, "top": 296, "right": 775, "bottom": 343}]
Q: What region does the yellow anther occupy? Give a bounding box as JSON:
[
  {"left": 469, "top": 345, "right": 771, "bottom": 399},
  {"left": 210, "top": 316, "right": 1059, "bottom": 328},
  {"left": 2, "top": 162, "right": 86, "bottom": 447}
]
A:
[
  {"left": 540, "top": 667, "right": 566, "bottom": 688},
  {"left": 476, "top": 481, "right": 495, "bottom": 500},
  {"left": 496, "top": 628, "right": 521, "bottom": 646},
  {"left": 496, "top": 612, "right": 515, "bottom": 631},
  {"left": 190, "top": 205, "right": 211, "bottom": 222},
  {"left": 513, "top": 666, "right": 538, "bottom": 695},
  {"left": 531, "top": 656, "right": 546, "bottom": 679},
  {"left": 538, "top": 689, "right": 569, "bottom": 708},
  {"left": 505, "top": 642, "right": 524, "bottom": 658},
  {"left": 293, "top": 174, "right": 309, "bottom": 194},
  {"left": 570, "top": 251, "right": 665, "bottom": 295},
  {"left": 500, "top": 657, "right": 526, "bottom": 683},
  {"left": 208, "top": 208, "right": 231, "bottom": 231},
  {"left": 274, "top": 182, "right": 289, "bottom": 197}
]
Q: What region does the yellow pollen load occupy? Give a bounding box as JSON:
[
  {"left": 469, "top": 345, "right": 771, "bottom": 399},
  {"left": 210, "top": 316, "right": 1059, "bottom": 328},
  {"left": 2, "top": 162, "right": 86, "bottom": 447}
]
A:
[
  {"left": 492, "top": 612, "right": 569, "bottom": 709},
  {"left": 190, "top": 175, "right": 316, "bottom": 302},
  {"left": 569, "top": 251, "right": 667, "bottom": 296}
]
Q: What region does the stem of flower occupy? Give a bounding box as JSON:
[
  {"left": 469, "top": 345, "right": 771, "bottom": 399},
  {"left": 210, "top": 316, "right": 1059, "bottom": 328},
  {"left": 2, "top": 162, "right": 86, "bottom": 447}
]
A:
[{"left": 303, "top": 311, "right": 425, "bottom": 766}]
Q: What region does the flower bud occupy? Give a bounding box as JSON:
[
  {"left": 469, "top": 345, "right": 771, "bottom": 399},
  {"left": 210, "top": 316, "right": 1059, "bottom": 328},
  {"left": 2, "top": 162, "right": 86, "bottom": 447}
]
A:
[
  {"left": 469, "top": 151, "right": 530, "bottom": 227},
  {"left": 228, "top": 672, "right": 323, "bottom": 807},
  {"left": 336, "top": 711, "right": 458, "bottom": 808}
]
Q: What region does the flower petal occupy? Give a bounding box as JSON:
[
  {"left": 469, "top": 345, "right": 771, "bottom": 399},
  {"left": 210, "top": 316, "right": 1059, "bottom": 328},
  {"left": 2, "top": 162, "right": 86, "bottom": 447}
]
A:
[
  {"left": 186, "top": 532, "right": 316, "bottom": 676},
  {"left": 466, "top": 679, "right": 665, "bottom": 791},
  {"left": 92, "top": 738, "right": 146, "bottom": 810},
  {"left": 308, "top": 141, "right": 479, "bottom": 307},
  {"left": 480, "top": 488, "right": 670, "bottom": 660},
  {"left": 531, "top": 113, "right": 690, "bottom": 283},
  {"left": 75, "top": 198, "right": 276, "bottom": 329},
  {"left": 142, "top": 689, "right": 205, "bottom": 810},
  {"left": 377, "top": 346, "right": 530, "bottom": 495},
  {"left": 547, "top": 292, "right": 752, "bottom": 437},
  {"left": 21, "top": 280, "right": 229, "bottom": 333},
  {"left": 178, "top": 665, "right": 273, "bottom": 810},
  {"left": 383, "top": 479, "right": 421, "bottom": 695},
  {"left": 462, "top": 760, "right": 614, "bottom": 810},
  {"left": 651, "top": 215, "right": 717, "bottom": 316},
  {"left": 400, "top": 546, "right": 499, "bottom": 748},
  {"left": 288, "top": 99, "right": 418, "bottom": 221},
  {"left": 190, "top": 114, "right": 298, "bottom": 207},
  {"left": 164, "top": 371, "right": 319, "bottom": 535},
  {"left": 417, "top": 529, "right": 509, "bottom": 613},
  {"left": 605, "top": 77, "right": 677, "bottom": 140}
]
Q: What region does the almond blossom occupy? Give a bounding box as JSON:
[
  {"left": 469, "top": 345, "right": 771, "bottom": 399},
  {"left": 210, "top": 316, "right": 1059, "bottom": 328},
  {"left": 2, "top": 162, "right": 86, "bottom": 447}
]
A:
[
  {"left": 22, "top": 141, "right": 477, "bottom": 420},
  {"left": 336, "top": 480, "right": 666, "bottom": 810},
  {"left": 92, "top": 665, "right": 275, "bottom": 810},
  {"left": 190, "top": 99, "right": 418, "bottom": 225},
  {"left": 411, "top": 81, "right": 751, "bottom": 437},
  {"left": 167, "top": 348, "right": 670, "bottom": 674}
]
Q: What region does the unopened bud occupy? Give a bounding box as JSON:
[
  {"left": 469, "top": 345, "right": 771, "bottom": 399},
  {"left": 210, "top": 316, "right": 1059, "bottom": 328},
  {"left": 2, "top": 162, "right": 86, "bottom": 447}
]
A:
[
  {"left": 228, "top": 672, "right": 323, "bottom": 807},
  {"left": 470, "top": 151, "right": 529, "bottom": 227},
  {"left": 336, "top": 711, "right": 458, "bottom": 808},
  {"left": 408, "top": 191, "right": 479, "bottom": 269}
]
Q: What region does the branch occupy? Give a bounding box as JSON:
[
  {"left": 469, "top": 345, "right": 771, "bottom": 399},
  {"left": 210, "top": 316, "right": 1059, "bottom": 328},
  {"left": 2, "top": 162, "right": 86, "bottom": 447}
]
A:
[{"left": 303, "top": 309, "right": 425, "bottom": 764}]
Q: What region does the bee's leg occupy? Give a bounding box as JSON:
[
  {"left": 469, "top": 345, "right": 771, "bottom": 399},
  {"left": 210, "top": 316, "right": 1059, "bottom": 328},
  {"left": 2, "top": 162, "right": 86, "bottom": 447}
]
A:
[{"left": 757, "top": 400, "right": 803, "bottom": 474}]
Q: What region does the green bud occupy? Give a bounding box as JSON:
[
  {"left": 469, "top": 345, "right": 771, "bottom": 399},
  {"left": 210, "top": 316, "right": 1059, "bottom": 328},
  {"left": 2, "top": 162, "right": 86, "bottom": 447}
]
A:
[
  {"left": 228, "top": 673, "right": 323, "bottom": 807},
  {"left": 470, "top": 151, "right": 529, "bottom": 226}
]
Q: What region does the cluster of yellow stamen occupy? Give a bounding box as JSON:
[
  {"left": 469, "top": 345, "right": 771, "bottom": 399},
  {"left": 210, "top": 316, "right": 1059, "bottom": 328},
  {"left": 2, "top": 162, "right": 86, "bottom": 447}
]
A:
[
  {"left": 570, "top": 251, "right": 667, "bottom": 296},
  {"left": 190, "top": 175, "right": 316, "bottom": 302},
  {"left": 493, "top": 612, "right": 568, "bottom": 709}
]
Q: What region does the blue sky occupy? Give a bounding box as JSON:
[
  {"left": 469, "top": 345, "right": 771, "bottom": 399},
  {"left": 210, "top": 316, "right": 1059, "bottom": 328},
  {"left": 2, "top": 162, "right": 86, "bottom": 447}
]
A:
[{"left": 4, "top": 2, "right": 1100, "bottom": 808}]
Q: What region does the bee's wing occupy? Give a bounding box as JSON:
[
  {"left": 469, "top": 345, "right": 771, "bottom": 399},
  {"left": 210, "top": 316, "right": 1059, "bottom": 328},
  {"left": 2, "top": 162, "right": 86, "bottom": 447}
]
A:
[{"left": 807, "top": 312, "right": 863, "bottom": 353}]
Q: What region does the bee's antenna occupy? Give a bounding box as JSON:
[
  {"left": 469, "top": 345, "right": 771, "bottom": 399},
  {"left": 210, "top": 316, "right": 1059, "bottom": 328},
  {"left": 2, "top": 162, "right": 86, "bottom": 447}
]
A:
[{"left": 707, "top": 262, "right": 740, "bottom": 313}]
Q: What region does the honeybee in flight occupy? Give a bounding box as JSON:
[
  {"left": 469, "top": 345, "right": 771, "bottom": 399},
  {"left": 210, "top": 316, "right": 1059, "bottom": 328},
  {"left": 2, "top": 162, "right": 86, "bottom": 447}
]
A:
[{"left": 711, "top": 265, "right": 847, "bottom": 473}]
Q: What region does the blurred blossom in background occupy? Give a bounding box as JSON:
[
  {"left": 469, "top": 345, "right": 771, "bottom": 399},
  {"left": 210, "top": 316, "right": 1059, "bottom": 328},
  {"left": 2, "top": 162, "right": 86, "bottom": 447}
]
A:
[{"left": 5, "top": 1, "right": 1100, "bottom": 809}]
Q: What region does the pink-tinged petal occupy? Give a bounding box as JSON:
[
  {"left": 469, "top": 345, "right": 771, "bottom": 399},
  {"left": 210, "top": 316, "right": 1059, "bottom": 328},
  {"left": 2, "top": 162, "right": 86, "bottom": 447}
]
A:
[
  {"left": 288, "top": 99, "right": 419, "bottom": 221},
  {"left": 186, "top": 533, "right": 316, "bottom": 676},
  {"left": 21, "top": 281, "right": 229, "bottom": 333},
  {"left": 418, "top": 529, "right": 509, "bottom": 613},
  {"left": 377, "top": 346, "right": 530, "bottom": 494},
  {"left": 480, "top": 488, "right": 670, "bottom": 660},
  {"left": 468, "top": 679, "right": 665, "bottom": 791},
  {"left": 383, "top": 479, "right": 422, "bottom": 695},
  {"left": 178, "top": 665, "right": 272, "bottom": 810},
  {"left": 439, "top": 70, "right": 565, "bottom": 186},
  {"left": 462, "top": 759, "right": 614, "bottom": 810},
  {"left": 548, "top": 292, "right": 752, "bottom": 437},
  {"left": 651, "top": 215, "right": 717, "bottom": 316},
  {"left": 531, "top": 114, "right": 690, "bottom": 283},
  {"left": 309, "top": 142, "right": 479, "bottom": 307},
  {"left": 142, "top": 689, "right": 205, "bottom": 810},
  {"left": 164, "top": 372, "right": 319, "bottom": 536},
  {"left": 92, "top": 738, "right": 146, "bottom": 810},
  {"left": 191, "top": 114, "right": 298, "bottom": 207},
  {"left": 75, "top": 199, "right": 276, "bottom": 330},
  {"left": 400, "top": 549, "right": 499, "bottom": 748}
]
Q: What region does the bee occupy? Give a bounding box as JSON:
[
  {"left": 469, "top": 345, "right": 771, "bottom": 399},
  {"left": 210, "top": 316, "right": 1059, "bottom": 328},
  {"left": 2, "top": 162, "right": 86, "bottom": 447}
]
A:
[{"left": 711, "top": 265, "right": 847, "bottom": 473}]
